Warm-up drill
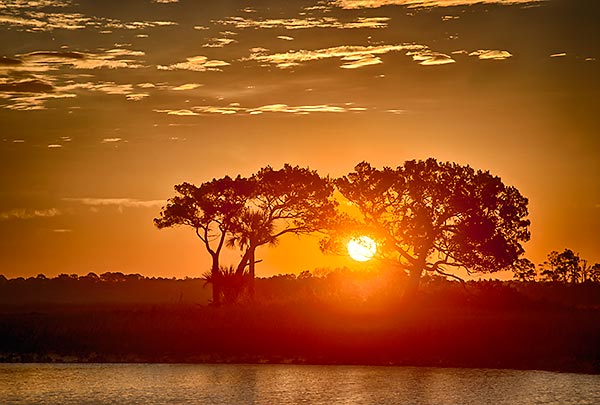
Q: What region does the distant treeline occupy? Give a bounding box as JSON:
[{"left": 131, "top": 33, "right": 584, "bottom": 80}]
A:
[
  {"left": 0, "top": 272, "right": 211, "bottom": 306},
  {"left": 1, "top": 269, "right": 600, "bottom": 309}
]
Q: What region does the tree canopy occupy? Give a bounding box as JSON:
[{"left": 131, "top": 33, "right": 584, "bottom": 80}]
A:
[
  {"left": 538, "top": 249, "right": 600, "bottom": 283},
  {"left": 154, "top": 164, "right": 336, "bottom": 303},
  {"left": 154, "top": 176, "right": 251, "bottom": 304},
  {"left": 329, "top": 159, "right": 531, "bottom": 293},
  {"left": 227, "top": 164, "right": 337, "bottom": 296}
]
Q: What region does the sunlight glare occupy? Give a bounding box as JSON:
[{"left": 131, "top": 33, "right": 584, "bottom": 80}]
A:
[{"left": 347, "top": 236, "right": 377, "bottom": 262}]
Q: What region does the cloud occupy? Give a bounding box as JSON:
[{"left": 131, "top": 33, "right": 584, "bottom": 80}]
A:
[
  {"left": 340, "top": 55, "right": 383, "bottom": 69},
  {"left": 101, "top": 138, "right": 122, "bottom": 143},
  {"left": 154, "top": 109, "right": 199, "bottom": 116},
  {"left": 28, "top": 49, "right": 145, "bottom": 69},
  {"left": 217, "top": 16, "right": 389, "bottom": 30},
  {"left": 408, "top": 50, "right": 456, "bottom": 65},
  {"left": 248, "top": 104, "right": 347, "bottom": 114},
  {"left": 0, "top": 79, "right": 53, "bottom": 93},
  {"left": 0, "top": 1, "right": 177, "bottom": 33},
  {"left": 171, "top": 83, "right": 203, "bottom": 91},
  {"left": 277, "top": 36, "right": 294, "bottom": 41},
  {"left": 245, "top": 44, "right": 425, "bottom": 69},
  {"left": 155, "top": 103, "right": 365, "bottom": 116},
  {"left": 60, "top": 82, "right": 134, "bottom": 95},
  {"left": 334, "top": 0, "right": 542, "bottom": 8},
  {"left": 468, "top": 50, "right": 513, "bottom": 60},
  {"left": 152, "top": 0, "right": 178, "bottom": 3},
  {"left": 0, "top": 49, "right": 145, "bottom": 74},
  {"left": 0, "top": 91, "right": 76, "bottom": 111},
  {"left": 0, "top": 208, "right": 60, "bottom": 220},
  {"left": 52, "top": 229, "right": 73, "bottom": 233},
  {"left": 63, "top": 198, "right": 164, "bottom": 209},
  {"left": 202, "top": 38, "right": 237, "bottom": 48},
  {"left": 0, "top": 0, "right": 72, "bottom": 9},
  {"left": 0, "top": 13, "right": 90, "bottom": 31},
  {"left": 550, "top": 52, "right": 567, "bottom": 58},
  {"left": 158, "top": 56, "right": 230, "bottom": 72},
  {"left": 125, "top": 93, "right": 149, "bottom": 101},
  {"left": 1, "top": 80, "right": 150, "bottom": 109},
  {"left": 47, "top": 144, "right": 63, "bottom": 148}
]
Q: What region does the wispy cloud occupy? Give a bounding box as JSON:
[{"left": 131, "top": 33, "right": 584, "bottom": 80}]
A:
[
  {"left": 0, "top": 78, "right": 77, "bottom": 110},
  {"left": 340, "top": 55, "right": 384, "bottom": 69},
  {"left": 125, "top": 93, "right": 148, "bottom": 101},
  {"left": 0, "top": 49, "right": 145, "bottom": 75},
  {"left": 158, "top": 56, "right": 230, "bottom": 72},
  {"left": 0, "top": 79, "right": 53, "bottom": 93},
  {"left": 26, "top": 49, "right": 145, "bottom": 69},
  {"left": 101, "top": 138, "right": 122, "bottom": 143},
  {"left": 63, "top": 198, "right": 164, "bottom": 209},
  {"left": 409, "top": 50, "right": 456, "bottom": 65},
  {"left": 155, "top": 103, "right": 365, "bottom": 116},
  {"left": 202, "top": 38, "right": 237, "bottom": 48},
  {"left": 217, "top": 16, "right": 389, "bottom": 30},
  {"left": 0, "top": 1, "right": 177, "bottom": 32},
  {"left": 154, "top": 109, "right": 199, "bottom": 116},
  {"left": 469, "top": 49, "right": 513, "bottom": 60},
  {"left": 335, "top": 0, "right": 542, "bottom": 9},
  {"left": 0, "top": 208, "right": 60, "bottom": 220},
  {"left": 245, "top": 44, "right": 425, "bottom": 69},
  {"left": 171, "top": 83, "right": 203, "bottom": 91}
]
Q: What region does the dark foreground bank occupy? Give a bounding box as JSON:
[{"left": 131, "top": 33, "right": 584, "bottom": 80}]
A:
[
  {"left": 1, "top": 274, "right": 599, "bottom": 373},
  {"left": 1, "top": 301, "right": 599, "bottom": 373}
]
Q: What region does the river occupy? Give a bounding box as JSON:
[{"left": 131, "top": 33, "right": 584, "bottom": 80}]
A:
[{"left": 1, "top": 364, "right": 598, "bottom": 404}]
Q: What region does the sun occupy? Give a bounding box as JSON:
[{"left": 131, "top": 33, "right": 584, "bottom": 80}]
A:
[{"left": 347, "top": 236, "right": 377, "bottom": 262}]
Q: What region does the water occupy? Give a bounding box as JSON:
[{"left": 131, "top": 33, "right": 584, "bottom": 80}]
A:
[{"left": 0, "top": 363, "right": 598, "bottom": 405}]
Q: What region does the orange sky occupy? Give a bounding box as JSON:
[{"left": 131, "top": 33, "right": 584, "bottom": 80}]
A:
[{"left": 0, "top": 0, "right": 598, "bottom": 279}]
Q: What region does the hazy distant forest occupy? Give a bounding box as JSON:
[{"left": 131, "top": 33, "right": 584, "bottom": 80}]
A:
[{"left": 1, "top": 160, "right": 599, "bottom": 373}]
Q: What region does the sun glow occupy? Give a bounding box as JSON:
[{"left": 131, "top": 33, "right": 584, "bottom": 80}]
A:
[{"left": 347, "top": 236, "right": 377, "bottom": 262}]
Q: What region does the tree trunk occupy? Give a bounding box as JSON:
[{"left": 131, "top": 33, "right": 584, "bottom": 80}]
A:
[
  {"left": 248, "top": 247, "right": 256, "bottom": 300},
  {"left": 236, "top": 249, "right": 252, "bottom": 275},
  {"left": 403, "top": 265, "right": 423, "bottom": 300},
  {"left": 210, "top": 256, "right": 221, "bottom": 306}
]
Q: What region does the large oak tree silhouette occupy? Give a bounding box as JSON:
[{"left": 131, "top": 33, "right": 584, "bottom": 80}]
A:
[{"left": 325, "top": 158, "right": 531, "bottom": 295}]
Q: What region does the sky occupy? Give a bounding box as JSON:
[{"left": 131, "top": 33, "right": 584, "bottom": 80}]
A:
[{"left": 0, "top": 0, "right": 598, "bottom": 279}]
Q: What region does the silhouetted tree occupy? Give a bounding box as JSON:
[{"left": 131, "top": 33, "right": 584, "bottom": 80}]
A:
[
  {"left": 228, "top": 164, "right": 337, "bottom": 298},
  {"left": 328, "top": 159, "right": 530, "bottom": 296},
  {"left": 588, "top": 263, "right": 600, "bottom": 283},
  {"left": 154, "top": 176, "right": 250, "bottom": 305},
  {"left": 513, "top": 258, "right": 537, "bottom": 282},
  {"left": 540, "top": 249, "right": 583, "bottom": 283}
]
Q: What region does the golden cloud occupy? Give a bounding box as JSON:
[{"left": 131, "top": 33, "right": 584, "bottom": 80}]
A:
[
  {"left": 0, "top": 208, "right": 60, "bottom": 220},
  {"left": 245, "top": 44, "right": 425, "bottom": 69},
  {"left": 408, "top": 50, "right": 456, "bottom": 65},
  {"left": 154, "top": 103, "right": 365, "bottom": 116},
  {"left": 469, "top": 49, "right": 513, "bottom": 60},
  {"left": 217, "top": 16, "right": 389, "bottom": 30},
  {"left": 157, "top": 56, "right": 230, "bottom": 72},
  {"left": 335, "top": 0, "right": 542, "bottom": 8}
]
